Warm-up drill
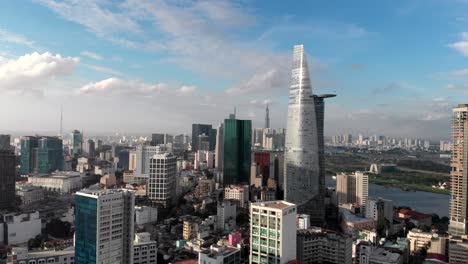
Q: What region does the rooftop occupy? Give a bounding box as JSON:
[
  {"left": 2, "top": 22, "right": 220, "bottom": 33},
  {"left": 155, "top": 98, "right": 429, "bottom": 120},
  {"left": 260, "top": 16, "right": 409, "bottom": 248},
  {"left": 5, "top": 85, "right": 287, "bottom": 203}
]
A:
[
  {"left": 251, "top": 200, "right": 296, "bottom": 210},
  {"left": 340, "top": 208, "right": 375, "bottom": 224}
]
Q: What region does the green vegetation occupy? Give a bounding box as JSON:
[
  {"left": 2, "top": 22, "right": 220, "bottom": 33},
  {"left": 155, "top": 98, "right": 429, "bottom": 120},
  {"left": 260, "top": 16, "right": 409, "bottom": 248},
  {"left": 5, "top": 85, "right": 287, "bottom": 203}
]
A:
[
  {"left": 397, "top": 159, "right": 450, "bottom": 174},
  {"left": 369, "top": 172, "right": 450, "bottom": 195},
  {"left": 325, "top": 153, "right": 369, "bottom": 175}
]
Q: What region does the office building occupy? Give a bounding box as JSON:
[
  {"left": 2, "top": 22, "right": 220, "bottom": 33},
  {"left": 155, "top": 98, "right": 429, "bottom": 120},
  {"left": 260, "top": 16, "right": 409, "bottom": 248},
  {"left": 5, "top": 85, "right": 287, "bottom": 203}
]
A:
[
  {"left": 284, "top": 45, "right": 335, "bottom": 224},
  {"left": 336, "top": 172, "right": 368, "bottom": 210},
  {"left": 297, "top": 214, "right": 311, "bottom": 230},
  {"left": 133, "top": 232, "right": 158, "bottom": 264},
  {"left": 148, "top": 153, "right": 177, "bottom": 208},
  {"left": 194, "top": 150, "right": 214, "bottom": 170},
  {"left": 15, "top": 183, "right": 44, "bottom": 205},
  {"left": 223, "top": 118, "right": 251, "bottom": 185},
  {"left": 71, "top": 130, "right": 83, "bottom": 156},
  {"left": 20, "top": 136, "right": 63, "bottom": 175},
  {"left": 449, "top": 236, "right": 468, "bottom": 263},
  {"left": 215, "top": 123, "right": 224, "bottom": 170},
  {"left": 74, "top": 188, "right": 135, "bottom": 264},
  {"left": 296, "top": 228, "right": 352, "bottom": 264},
  {"left": 217, "top": 200, "right": 237, "bottom": 232},
  {"left": 84, "top": 139, "right": 95, "bottom": 157},
  {"left": 224, "top": 185, "right": 249, "bottom": 209},
  {"left": 192, "top": 124, "right": 216, "bottom": 151},
  {"left": 151, "top": 133, "right": 165, "bottom": 145},
  {"left": 0, "top": 148, "right": 15, "bottom": 210},
  {"left": 250, "top": 201, "right": 296, "bottom": 264},
  {"left": 450, "top": 104, "right": 468, "bottom": 235},
  {"left": 135, "top": 206, "right": 158, "bottom": 226},
  {"left": 135, "top": 144, "right": 161, "bottom": 179},
  {"left": 118, "top": 149, "right": 130, "bottom": 170},
  {"left": 407, "top": 229, "right": 448, "bottom": 256},
  {"left": 0, "top": 134, "right": 11, "bottom": 150},
  {"left": 366, "top": 197, "right": 394, "bottom": 231},
  {"left": 129, "top": 149, "right": 137, "bottom": 171}
]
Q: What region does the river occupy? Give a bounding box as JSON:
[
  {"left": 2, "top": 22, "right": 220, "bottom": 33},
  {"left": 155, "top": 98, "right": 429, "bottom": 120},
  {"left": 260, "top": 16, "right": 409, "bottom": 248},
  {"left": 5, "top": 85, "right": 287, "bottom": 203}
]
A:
[{"left": 325, "top": 176, "right": 450, "bottom": 217}]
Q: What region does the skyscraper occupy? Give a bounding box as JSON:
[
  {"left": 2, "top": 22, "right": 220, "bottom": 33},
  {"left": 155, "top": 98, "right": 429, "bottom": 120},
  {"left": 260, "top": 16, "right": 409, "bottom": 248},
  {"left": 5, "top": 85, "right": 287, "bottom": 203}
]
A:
[
  {"left": 336, "top": 172, "right": 368, "bottom": 211},
  {"left": 449, "top": 104, "right": 468, "bottom": 235},
  {"left": 265, "top": 104, "right": 270, "bottom": 129},
  {"left": 250, "top": 201, "right": 297, "bottom": 264},
  {"left": 21, "top": 136, "right": 63, "bottom": 175},
  {"left": 0, "top": 134, "right": 11, "bottom": 150},
  {"left": 223, "top": 118, "right": 251, "bottom": 185},
  {"left": 215, "top": 123, "right": 224, "bottom": 170},
  {"left": 134, "top": 144, "right": 161, "bottom": 179},
  {"left": 284, "top": 44, "right": 335, "bottom": 223},
  {"left": 75, "top": 188, "right": 135, "bottom": 264},
  {"left": 71, "top": 130, "right": 83, "bottom": 156},
  {"left": 191, "top": 124, "right": 216, "bottom": 151},
  {"left": 0, "top": 147, "right": 15, "bottom": 210},
  {"left": 148, "top": 153, "right": 177, "bottom": 207}
]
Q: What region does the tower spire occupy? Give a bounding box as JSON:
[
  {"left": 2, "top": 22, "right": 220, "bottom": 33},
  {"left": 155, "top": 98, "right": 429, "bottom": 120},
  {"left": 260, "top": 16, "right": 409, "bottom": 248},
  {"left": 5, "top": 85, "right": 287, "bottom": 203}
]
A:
[
  {"left": 59, "top": 105, "right": 63, "bottom": 138},
  {"left": 265, "top": 103, "right": 270, "bottom": 129}
]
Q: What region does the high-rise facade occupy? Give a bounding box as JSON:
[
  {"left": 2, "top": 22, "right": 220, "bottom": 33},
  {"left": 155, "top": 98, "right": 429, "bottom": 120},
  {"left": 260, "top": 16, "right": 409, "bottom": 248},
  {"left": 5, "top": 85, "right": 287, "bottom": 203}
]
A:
[
  {"left": 222, "top": 118, "right": 251, "bottom": 185},
  {"left": 191, "top": 124, "right": 216, "bottom": 151},
  {"left": 74, "top": 188, "right": 135, "bottom": 264},
  {"left": 265, "top": 104, "right": 270, "bottom": 129},
  {"left": 450, "top": 104, "right": 468, "bottom": 235},
  {"left": 215, "top": 123, "right": 224, "bottom": 170},
  {"left": 284, "top": 44, "right": 335, "bottom": 223},
  {"left": 84, "top": 139, "right": 95, "bottom": 158},
  {"left": 135, "top": 144, "right": 161, "bottom": 178},
  {"left": 0, "top": 134, "right": 11, "bottom": 150},
  {"left": 0, "top": 148, "right": 15, "bottom": 210},
  {"left": 21, "top": 136, "right": 63, "bottom": 175},
  {"left": 71, "top": 130, "right": 83, "bottom": 157},
  {"left": 148, "top": 153, "right": 177, "bottom": 207},
  {"left": 336, "top": 172, "right": 368, "bottom": 210},
  {"left": 250, "top": 201, "right": 297, "bottom": 264}
]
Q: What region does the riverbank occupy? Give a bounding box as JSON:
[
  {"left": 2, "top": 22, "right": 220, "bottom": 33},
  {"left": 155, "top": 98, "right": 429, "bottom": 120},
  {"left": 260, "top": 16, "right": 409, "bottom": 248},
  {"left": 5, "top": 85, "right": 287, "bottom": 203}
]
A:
[{"left": 369, "top": 174, "right": 450, "bottom": 195}]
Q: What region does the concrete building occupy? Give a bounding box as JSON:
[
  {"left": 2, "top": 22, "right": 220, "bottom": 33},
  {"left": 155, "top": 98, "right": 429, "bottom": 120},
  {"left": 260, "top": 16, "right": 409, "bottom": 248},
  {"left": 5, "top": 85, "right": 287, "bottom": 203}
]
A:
[
  {"left": 217, "top": 200, "right": 237, "bottom": 232},
  {"left": 336, "top": 172, "right": 368, "bottom": 211},
  {"left": 183, "top": 217, "right": 201, "bottom": 240},
  {"left": 224, "top": 185, "right": 249, "bottom": 209},
  {"left": 74, "top": 188, "right": 135, "bottom": 264},
  {"left": 15, "top": 183, "right": 44, "bottom": 205},
  {"left": 199, "top": 244, "right": 242, "bottom": 264},
  {"left": 148, "top": 153, "right": 177, "bottom": 208},
  {"left": 366, "top": 197, "right": 394, "bottom": 230},
  {"left": 194, "top": 150, "right": 214, "bottom": 170},
  {"left": 0, "top": 148, "right": 16, "bottom": 210},
  {"left": 297, "top": 214, "right": 311, "bottom": 230},
  {"left": 369, "top": 248, "right": 403, "bottom": 264},
  {"left": 407, "top": 229, "right": 448, "bottom": 256},
  {"left": 0, "top": 134, "right": 10, "bottom": 150},
  {"left": 296, "top": 228, "right": 352, "bottom": 264},
  {"left": 28, "top": 171, "right": 82, "bottom": 194},
  {"left": 135, "top": 206, "right": 158, "bottom": 226},
  {"left": 250, "top": 201, "right": 297, "bottom": 264},
  {"left": 450, "top": 104, "right": 468, "bottom": 235},
  {"left": 84, "top": 139, "right": 95, "bottom": 158},
  {"left": 449, "top": 236, "right": 468, "bottom": 264},
  {"left": 7, "top": 247, "right": 75, "bottom": 264},
  {"left": 1, "top": 211, "right": 42, "bottom": 245},
  {"left": 129, "top": 149, "right": 137, "bottom": 171},
  {"left": 133, "top": 232, "right": 157, "bottom": 264},
  {"left": 135, "top": 144, "right": 161, "bottom": 179},
  {"left": 196, "top": 177, "right": 215, "bottom": 198},
  {"left": 340, "top": 208, "right": 376, "bottom": 235},
  {"left": 284, "top": 45, "right": 335, "bottom": 225},
  {"left": 100, "top": 174, "right": 117, "bottom": 187}
]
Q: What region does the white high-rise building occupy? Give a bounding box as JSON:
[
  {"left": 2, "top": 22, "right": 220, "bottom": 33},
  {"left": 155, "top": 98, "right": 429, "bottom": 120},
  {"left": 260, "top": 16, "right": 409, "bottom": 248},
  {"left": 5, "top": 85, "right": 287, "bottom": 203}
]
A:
[
  {"left": 250, "top": 201, "right": 297, "bottom": 264},
  {"left": 366, "top": 197, "right": 393, "bottom": 224},
  {"left": 135, "top": 145, "right": 164, "bottom": 179},
  {"left": 148, "top": 153, "right": 177, "bottom": 208},
  {"left": 224, "top": 185, "right": 249, "bottom": 208},
  {"left": 217, "top": 200, "right": 237, "bottom": 231},
  {"left": 355, "top": 171, "right": 369, "bottom": 212},
  {"left": 74, "top": 188, "right": 135, "bottom": 264},
  {"left": 336, "top": 171, "right": 368, "bottom": 211}
]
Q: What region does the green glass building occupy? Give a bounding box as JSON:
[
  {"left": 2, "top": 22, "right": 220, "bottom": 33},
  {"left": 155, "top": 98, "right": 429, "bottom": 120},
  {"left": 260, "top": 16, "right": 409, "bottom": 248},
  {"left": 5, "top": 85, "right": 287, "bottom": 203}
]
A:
[
  {"left": 20, "top": 136, "right": 63, "bottom": 175},
  {"left": 222, "top": 118, "right": 252, "bottom": 185}
]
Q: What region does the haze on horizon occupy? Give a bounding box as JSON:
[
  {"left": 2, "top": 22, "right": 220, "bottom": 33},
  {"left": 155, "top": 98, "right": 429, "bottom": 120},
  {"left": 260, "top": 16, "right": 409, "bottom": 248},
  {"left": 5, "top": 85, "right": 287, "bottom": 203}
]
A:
[{"left": 0, "top": 0, "right": 467, "bottom": 140}]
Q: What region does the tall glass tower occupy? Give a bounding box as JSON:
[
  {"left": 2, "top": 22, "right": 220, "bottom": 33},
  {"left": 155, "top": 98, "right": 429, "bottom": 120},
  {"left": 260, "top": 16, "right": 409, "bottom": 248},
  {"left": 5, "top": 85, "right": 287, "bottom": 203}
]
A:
[
  {"left": 71, "top": 130, "right": 83, "bottom": 157},
  {"left": 284, "top": 45, "right": 334, "bottom": 224},
  {"left": 223, "top": 118, "right": 252, "bottom": 185}
]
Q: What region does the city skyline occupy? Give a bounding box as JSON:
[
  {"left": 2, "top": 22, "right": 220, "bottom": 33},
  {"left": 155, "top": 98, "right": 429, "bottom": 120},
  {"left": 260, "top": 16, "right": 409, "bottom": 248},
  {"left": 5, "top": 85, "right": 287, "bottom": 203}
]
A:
[{"left": 0, "top": 1, "right": 468, "bottom": 139}]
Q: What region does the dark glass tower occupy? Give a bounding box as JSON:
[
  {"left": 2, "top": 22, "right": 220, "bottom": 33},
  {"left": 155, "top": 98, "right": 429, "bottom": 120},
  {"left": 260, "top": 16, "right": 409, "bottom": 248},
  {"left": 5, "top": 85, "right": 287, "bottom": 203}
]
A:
[
  {"left": 191, "top": 124, "right": 216, "bottom": 151},
  {"left": 20, "top": 136, "right": 63, "bottom": 175},
  {"left": 75, "top": 194, "right": 98, "bottom": 264},
  {"left": 0, "top": 149, "right": 15, "bottom": 210},
  {"left": 222, "top": 119, "right": 252, "bottom": 185}
]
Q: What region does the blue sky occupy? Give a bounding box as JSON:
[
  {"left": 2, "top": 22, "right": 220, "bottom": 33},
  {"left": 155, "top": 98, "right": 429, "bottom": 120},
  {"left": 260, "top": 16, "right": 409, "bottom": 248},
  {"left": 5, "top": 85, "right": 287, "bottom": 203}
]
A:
[{"left": 0, "top": 0, "right": 467, "bottom": 139}]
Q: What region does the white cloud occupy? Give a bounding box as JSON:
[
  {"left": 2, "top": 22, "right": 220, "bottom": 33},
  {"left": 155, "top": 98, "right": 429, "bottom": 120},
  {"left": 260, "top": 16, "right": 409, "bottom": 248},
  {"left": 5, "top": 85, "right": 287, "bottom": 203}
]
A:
[
  {"left": 176, "top": 85, "right": 197, "bottom": 96},
  {"left": 79, "top": 78, "right": 167, "bottom": 96},
  {"left": 0, "top": 52, "right": 79, "bottom": 95},
  {"left": 81, "top": 50, "right": 102, "bottom": 60},
  {"left": 0, "top": 27, "right": 35, "bottom": 48},
  {"left": 449, "top": 32, "right": 468, "bottom": 56},
  {"left": 85, "top": 64, "right": 123, "bottom": 76},
  {"left": 226, "top": 68, "right": 285, "bottom": 95}
]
